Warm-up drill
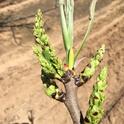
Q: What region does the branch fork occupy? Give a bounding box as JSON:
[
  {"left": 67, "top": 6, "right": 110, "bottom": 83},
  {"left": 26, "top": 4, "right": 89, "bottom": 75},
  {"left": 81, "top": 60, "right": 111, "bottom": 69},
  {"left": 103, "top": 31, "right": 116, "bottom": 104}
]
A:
[{"left": 61, "top": 70, "right": 84, "bottom": 124}]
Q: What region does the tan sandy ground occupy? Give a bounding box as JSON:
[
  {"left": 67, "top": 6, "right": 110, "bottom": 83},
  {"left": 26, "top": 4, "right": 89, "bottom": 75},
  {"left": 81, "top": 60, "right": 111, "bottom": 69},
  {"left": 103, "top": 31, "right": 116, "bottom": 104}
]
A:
[{"left": 0, "top": 0, "right": 124, "bottom": 124}]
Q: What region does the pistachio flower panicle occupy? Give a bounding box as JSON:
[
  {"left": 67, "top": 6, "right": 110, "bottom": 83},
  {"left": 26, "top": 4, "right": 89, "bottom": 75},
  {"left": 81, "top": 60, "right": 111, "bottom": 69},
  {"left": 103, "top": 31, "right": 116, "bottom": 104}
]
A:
[
  {"left": 33, "top": 10, "right": 64, "bottom": 98},
  {"left": 85, "top": 66, "right": 108, "bottom": 124},
  {"left": 81, "top": 44, "right": 105, "bottom": 83}
]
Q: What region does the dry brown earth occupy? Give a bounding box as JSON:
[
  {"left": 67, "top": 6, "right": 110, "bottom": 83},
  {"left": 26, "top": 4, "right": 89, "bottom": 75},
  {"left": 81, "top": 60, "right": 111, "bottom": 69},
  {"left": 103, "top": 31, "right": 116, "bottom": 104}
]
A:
[{"left": 0, "top": 0, "right": 124, "bottom": 124}]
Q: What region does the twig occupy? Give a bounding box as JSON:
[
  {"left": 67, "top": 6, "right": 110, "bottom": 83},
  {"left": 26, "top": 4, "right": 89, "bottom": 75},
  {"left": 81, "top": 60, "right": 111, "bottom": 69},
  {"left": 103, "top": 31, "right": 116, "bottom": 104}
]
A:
[
  {"left": 28, "top": 110, "right": 34, "bottom": 124},
  {"left": 10, "top": 26, "right": 21, "bottom": 46},
  {"left": 62, "top": 70, "right": 84, "bottom": 124},
  {"left": 64, "top": 79, "right": 84, "bottom": 124}
]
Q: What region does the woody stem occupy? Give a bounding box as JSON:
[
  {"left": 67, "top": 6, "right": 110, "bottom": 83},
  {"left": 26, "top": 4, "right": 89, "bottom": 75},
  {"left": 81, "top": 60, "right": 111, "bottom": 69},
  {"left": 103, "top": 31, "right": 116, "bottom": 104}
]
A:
[{"left": 63, "top": 78, "right": 84, "bottom": 124}]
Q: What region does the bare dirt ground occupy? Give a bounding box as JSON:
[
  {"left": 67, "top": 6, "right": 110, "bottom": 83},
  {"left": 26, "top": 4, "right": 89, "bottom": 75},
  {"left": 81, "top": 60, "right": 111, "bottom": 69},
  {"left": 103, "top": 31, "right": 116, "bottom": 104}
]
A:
[{"left": 0, "top": 0, "right": 124, "bottom": 124}]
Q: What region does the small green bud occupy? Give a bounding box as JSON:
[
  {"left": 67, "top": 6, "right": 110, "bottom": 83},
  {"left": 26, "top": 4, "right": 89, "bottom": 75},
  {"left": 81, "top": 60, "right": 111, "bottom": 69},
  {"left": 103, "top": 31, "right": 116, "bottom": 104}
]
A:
[
  {"left": 98, "top": 66, "right": 108, "bottom": 81},
  {"left": 83, "top": 66, "right": 95, "bottom": 78},
  {"left": 41, "top": 34, "right": 49, "bottom": 44},
  {"left": 44, "top": 84, "right": 56, "bottom": 97},
  {"left": 90, "top": 58, "right": 99, "bottom": 68}
]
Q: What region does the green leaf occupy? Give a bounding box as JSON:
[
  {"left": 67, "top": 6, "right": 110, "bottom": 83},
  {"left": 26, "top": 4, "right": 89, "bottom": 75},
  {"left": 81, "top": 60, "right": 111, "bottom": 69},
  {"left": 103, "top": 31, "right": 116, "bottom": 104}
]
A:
[
  {"left": 59, "top": 0, "right": 74, "bottom": 63},
  {"left": 75, "top": 0, "right": 98, "bottom": 62}
]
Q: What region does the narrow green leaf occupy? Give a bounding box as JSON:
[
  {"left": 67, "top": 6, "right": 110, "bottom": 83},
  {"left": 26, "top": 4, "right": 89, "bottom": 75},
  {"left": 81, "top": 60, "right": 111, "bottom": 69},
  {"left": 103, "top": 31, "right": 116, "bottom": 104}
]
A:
[
  {"left": 59, "top": 0, "right": 74, "bottom": 63},
  {"left": 75, "top": 0, "right": 98, "bottom": 62}
]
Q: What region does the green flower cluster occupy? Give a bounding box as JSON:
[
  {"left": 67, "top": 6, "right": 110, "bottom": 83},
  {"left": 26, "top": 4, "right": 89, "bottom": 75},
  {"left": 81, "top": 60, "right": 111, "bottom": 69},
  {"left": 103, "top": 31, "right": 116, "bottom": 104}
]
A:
[
  {"left": 80, "top": 44, "right": 105, "bottom": 83},
  {"left": 85, "top": 66, "right": 108, "bottom": 124},
  {"left": 33, "top": 10, "right": 64, "bottom": 98},
  {"left": 33, "top": 10, "right": 64, "bottom": 79}
]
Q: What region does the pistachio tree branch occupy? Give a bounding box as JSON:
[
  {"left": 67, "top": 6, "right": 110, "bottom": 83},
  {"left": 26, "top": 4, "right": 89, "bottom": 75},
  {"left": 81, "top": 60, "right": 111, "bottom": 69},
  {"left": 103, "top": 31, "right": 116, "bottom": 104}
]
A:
[
  {"left": 33, "top": 1, "right": 108, "bottom": 124},
  {"left": 61, "top": 70, "right": 84, "bottom": 124},
  {"left": 74, "top": 0, "right": 98, "bottom": 62},
  {"left": 64, "top": 78, "right": 84, "bottom": 124}
]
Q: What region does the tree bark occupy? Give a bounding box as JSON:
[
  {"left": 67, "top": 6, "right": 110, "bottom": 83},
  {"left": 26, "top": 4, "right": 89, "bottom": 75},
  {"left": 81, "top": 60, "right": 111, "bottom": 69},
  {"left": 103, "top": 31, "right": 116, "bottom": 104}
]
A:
[{"left": 64, "top": 78, "right": 84, "bottom": 124}]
